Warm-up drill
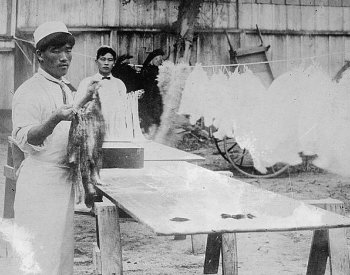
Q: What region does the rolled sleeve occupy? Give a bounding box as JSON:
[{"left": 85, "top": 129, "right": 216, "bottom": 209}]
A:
[
  {"left": 13, "top": 125, "right": 44, "bottom": 153},
  {"left": 12, "top": 87, "right": 46, "bottom": 153}
]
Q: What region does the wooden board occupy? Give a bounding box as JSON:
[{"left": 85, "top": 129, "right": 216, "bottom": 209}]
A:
[
  {"left": 0, "top": 0, "right": 9, "bottom": 35},
  {"left": 97, "top": 161, "right": 350, "bottom": 236},
  {"left": 133, "top": 141, "right": 205, "bottom": 162},
  {"left": 95, "top": 201, "right": 122, "bottom": 275},
  {"left": 102, "top": 142, "right": 144, "bottom": 169}
]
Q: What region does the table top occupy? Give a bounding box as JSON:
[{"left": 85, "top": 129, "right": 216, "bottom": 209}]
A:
[
  {"left": 103, "top": 140, "right": 205, "bottom": 162},
  {"left": 98, "top": 161, "right": 350, "bottom": 236}
]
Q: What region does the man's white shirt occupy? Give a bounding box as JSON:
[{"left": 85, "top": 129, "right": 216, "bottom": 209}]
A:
[{"left": 76, "top": 73, "right": 131, "bottom": 141}]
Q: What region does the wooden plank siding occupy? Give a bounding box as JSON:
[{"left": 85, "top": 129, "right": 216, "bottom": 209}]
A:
[
  {"left": 0, "top": 52, "right": 14, "bottom": 109},
  {"left": 13, "top": 39, "right": 35, "bottom": 92},
  {"left": 0, "top": 0, "right": 9, "bottom": 35},
  {"left": 0, "top": 0, "right": 15, "bottom": 110},
  {"left": 67, "top": 32, "right": 111, "bottom": 88},
  {"left": 0, "top": 0, "right": 15, "bottom": 36},
  {"left": 0, "top": 0, "right": 350, "bottom": 113}
]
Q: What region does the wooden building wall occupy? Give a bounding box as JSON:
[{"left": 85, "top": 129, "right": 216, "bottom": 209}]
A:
[
  {"left": 0, "top": 0, "right": 15, "bottom": 110},
  {"left": 1, "top": 0, "right": 350, "bottom": 110}
]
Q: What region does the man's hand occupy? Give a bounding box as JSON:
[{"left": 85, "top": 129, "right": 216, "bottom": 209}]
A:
[
  {"left": 76, "top": 80, "right": 101, "bottom": 108},
  {"left": 135, "top": 89, "right": 145, "bottom": 99},
  {"left": 54, "top": 105, "right": 77, "bottom": 121},
  {"left": 87, "top": 80, "right": 101, "bottom": 98},
  {"left": 27, "top": 105, "right": 77, "bottom": 146}
]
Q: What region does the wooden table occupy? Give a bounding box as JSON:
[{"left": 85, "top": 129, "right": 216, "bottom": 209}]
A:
[{"left": 95, "top": 161, "right": 350, "bottom": 274}]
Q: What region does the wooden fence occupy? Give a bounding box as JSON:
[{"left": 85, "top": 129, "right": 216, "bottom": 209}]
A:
[{"left": 1, "top": 0, "right": 350, "bottom": 112}]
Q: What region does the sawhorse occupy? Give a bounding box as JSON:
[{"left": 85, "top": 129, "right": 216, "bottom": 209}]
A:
[{"left": 202, "top": 198, "right": 349, "bottom": 275}]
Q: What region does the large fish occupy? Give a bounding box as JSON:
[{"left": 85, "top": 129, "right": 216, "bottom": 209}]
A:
[{"left": 67, "top": 90, "right": 106, "bottom": 208}]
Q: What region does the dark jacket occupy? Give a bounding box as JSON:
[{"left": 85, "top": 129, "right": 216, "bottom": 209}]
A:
[
  {"left": 139, "top": 64, "right": 163, "bottom": 129},
  {"left": 111, "top": 63, "right": 141, "bottom": 93}
]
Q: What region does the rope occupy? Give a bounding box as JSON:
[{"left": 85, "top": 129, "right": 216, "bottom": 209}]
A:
[
  {"left": 197, "top": 50, "right": 348, "bottom": 68},
  {"left": 11, "top": 36, "right": 350, "bottom": 68},
  {"left": 13, "top": 36, "right": 97, "bottom": 60},
  {"left": 13, "top": 36, "right": 34, "bottom": 45},
  {"left": 14, "top": 40, "right": 32, "bottom": 65}
]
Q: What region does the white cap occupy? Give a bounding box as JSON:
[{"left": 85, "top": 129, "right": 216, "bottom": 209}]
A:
[{"left": 33, "top": 21, "right": 71, "bottom": 47}]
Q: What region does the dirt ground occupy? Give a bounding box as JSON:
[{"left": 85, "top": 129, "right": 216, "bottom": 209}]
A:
[{"left": 1, "top": 132, "right": 350, "bottom": 274}]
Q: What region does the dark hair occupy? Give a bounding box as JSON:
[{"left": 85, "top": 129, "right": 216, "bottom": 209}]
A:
[
  {"left": 96, "top": 47, "right": 117, "bottom": 60},
  {"left": 142, "top": 49, "right": 165, "bottom": 67},
  {"left": 36, "top": 32, "right": 75, "bottom": 51}
]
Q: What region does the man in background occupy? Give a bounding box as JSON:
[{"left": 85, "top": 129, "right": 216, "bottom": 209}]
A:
[{"left": 76, "top": 46, "right": 134, "bottom": 141}]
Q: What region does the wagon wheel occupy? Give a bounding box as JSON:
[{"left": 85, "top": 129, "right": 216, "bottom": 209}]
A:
[
  {"left": 214, "top": 136, "right": 289, "bottom": 178},
  {"left": 214, "top": 136, "right": 249, "bottom": 164}
]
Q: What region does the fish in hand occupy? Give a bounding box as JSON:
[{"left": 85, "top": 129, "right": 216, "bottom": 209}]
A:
[{"left": 67, "top": 89, "right": 106, "bottom": 208}]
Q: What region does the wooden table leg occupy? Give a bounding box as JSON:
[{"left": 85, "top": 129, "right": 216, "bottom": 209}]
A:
[
  {"left": 328, "top": 227, "right": 350, "bottom": 274},
  {"left": 204, "top": 233, "right": 238, "bottom": 274},
  {"left": 222, "top": 233, "right": 238, "bottom": 275},
  {"left": 95, "top": 201, "right": 123, "bottom": 275},
  {"left": 3, "top": 177, "right": 16, "bottom": 219},
  {"left": 92, "top": 242, "right": 102, "bottom": 275},
  {"left": 306, "top": 229, "right": 329, "bottom": 275},
  {"left": 204, "top": 233, "right": 222, "bottom": 274},
  {"left": 3, "top": 137, "right": 25, "bottom": 219},
  {"left": 306, "top": 199, "right": 350, "bottom": 275}
]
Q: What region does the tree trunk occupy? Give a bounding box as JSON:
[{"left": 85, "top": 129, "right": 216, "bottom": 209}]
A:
[
  {"left": 173, "top": 0, "right": 203, "bottom": 64},
  {"left": 154, "top": 0, "right": 204, "bottom": 146}
]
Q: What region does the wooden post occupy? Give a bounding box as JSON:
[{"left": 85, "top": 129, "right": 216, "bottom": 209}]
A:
[
  {"left": 306, "top": 198, "right": 350, "bottom": 275},
  {"left": 3, "top": 137, "right": 24, "bottom": 219},
  {"left": 306, "top": 229, "right": 329, "bottom": 275},
  {"left": 204, "top": 233, "right": 222, "bottom": 274},
  {"left": 328, "top": 227, "right": 350, "bottom": 275},
  {"left": 92, "top": 242, "right": 102, "bottom": 275},
  {"left": 95, "top": 201, "right": 123, "bottom": 275},
  {"left": 3, "top": 175, "right": 16, "bottom": 219},
  {"left": 3, "top": 139, "right": 15, "bottom": 219},
  {"left": 1, "top": 139, "right": 21, "bottom": 266},
  {"left": 221, "top": 233, "right": 238, "bottom": 275}
]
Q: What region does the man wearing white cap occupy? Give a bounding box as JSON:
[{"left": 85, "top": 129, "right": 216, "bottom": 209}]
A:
[{"left": 12, "top": 21, "right": 95, "bottom": 274}]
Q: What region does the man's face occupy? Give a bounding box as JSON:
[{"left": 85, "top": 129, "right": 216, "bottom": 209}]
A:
[
  {"left": 37, "top": 44, "right": 72, "bottom": 79},
  {"left": 96, "top": 53, "right": 115, "bottom": 76}
]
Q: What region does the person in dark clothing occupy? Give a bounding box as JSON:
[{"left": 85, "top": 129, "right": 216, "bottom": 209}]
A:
[
  {"left": 111, "top": 54, "right": 142, "bottom": 93},
  {"left": 139, "top": 48, "right": 165, "bottom": 135}
]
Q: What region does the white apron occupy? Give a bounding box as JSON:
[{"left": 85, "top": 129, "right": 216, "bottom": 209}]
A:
[
  {"left": 11, "top": 70, "right": 75, "bottom": 275},
  {"left": 13, "top": 125, "right": 74, "bottom": 275}
]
